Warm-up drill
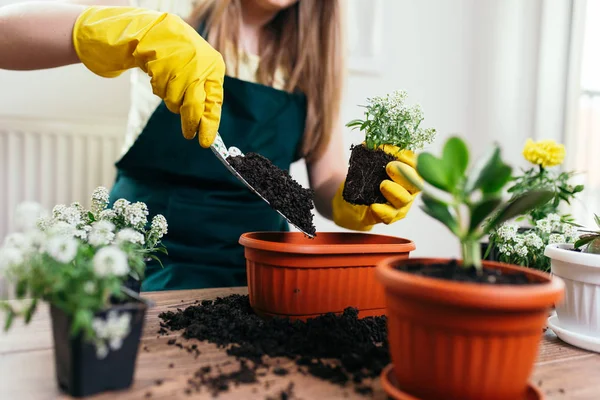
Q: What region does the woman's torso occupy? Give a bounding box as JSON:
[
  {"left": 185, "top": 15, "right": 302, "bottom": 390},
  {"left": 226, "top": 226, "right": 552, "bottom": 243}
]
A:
[{"left": 112, "top": 0, "right": 307, "bottom": 291}]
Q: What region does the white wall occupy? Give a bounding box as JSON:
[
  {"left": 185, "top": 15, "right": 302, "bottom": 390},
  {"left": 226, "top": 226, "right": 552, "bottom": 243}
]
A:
[
  {"left": 0, "top": 0, "right": 557, "bottom": 259},
  {"left": 293, "top": 0, "right": 551, "bottom": 259}
]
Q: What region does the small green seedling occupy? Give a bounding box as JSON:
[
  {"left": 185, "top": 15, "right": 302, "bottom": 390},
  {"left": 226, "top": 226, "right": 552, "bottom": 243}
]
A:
[
  {"left": 571, "top": 215, "right": 600, "bottom": 254},
  {"left": 400, "top": 136, "right": 554, "bottom": 271}
]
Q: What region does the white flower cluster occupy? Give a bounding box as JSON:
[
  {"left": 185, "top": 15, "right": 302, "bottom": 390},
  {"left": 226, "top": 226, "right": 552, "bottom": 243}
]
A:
[
  {"left": 495, "top": 214, "right": 580, "bottom": 261},
  {"left": 151, "top": 214, "right": 168, "bottom": 238},
  {"left": 116, "top": 228, "right": 145, "bottom": 246},
  {"left": 92, "top": 311, "right": 132, "bottom": 359},
  {"left": 93, "top": 245, "right": 129, "bottom": 278},
  {"left": 103, "top": 198, "right": 151, "bottom": 232},
  {"left": 363, "top": 90, "right": 436, "bottom": 151},
  {"left": 91, "top": 187, "right": 110, "bottom": 217},
  {"left": 88, "top": 221, "right": 116, "bottom": 247},
  {"left": 124, "top": 202, "right": 148, "bottom": 230},
  {"left": 0, "top": 187, "right": 167, "bottom": 283}
]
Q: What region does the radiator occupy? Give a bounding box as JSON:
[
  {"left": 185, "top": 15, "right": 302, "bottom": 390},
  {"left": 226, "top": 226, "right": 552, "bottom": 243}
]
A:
[{"left": 0, "top": 116, "right": 126, "bottom": 241}]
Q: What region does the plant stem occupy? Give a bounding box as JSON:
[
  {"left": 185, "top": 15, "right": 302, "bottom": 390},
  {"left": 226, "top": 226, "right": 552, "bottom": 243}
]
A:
[{"left": 461, "top": 240, "right": 482, "bottom": 272}]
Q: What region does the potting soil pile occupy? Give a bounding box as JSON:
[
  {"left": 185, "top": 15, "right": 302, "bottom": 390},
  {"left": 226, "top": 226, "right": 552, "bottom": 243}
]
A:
[
  {"left": 159, "top": 295, "right": 388, "bottom": 396},
  {"left": 227, "top": 153, "right": 316, "bottom": 236}
]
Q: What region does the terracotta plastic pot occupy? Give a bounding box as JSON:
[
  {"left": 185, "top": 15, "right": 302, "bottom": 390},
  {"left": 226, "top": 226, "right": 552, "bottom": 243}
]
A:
[
  {"left": 376, "top": 257, "right": 564, "bottom": 400},
  {"left": 239, "top": 231, "right": 415, "bottom": 320}
]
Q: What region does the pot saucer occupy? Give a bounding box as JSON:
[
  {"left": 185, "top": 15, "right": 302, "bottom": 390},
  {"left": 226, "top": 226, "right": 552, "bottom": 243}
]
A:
[
  {"left": 547, "top": 315, "right": 600, "bottom": 353},
  {"left": 380, "top": 364, "right": 544, "bottom": 400}
]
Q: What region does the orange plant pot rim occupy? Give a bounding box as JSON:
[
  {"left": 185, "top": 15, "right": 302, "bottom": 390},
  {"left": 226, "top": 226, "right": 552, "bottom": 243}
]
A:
[
  {"left": 376, "top": 257, "right": 564, "bottom": 311},
  {"left": 240, "top": 231, "right": 415, "bottom": 255}
]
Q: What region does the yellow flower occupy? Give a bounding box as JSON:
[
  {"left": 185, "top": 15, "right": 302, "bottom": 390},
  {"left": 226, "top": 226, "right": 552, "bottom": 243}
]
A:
[{"left": 522, "top": 138, "right": 565, "bottom": 168}]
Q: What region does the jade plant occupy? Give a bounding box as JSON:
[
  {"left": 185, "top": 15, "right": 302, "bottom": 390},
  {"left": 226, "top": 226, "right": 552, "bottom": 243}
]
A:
[
  {"left": 343, "top": 90, "right": 436, "bottom": 205},
  {"left": 401, "top": 136, "right": 553, "bottom": 270}
]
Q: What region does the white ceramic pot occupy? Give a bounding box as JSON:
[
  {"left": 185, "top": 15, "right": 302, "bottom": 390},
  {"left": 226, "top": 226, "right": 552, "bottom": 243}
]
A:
[{"left": 545, "top": 243, "right": 600, "bottom": 336}]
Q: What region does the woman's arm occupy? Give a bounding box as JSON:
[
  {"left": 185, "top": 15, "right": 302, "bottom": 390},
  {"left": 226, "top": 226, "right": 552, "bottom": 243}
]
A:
[
  {"left": 0, "top": 1, "right": 224, "bottom": 146},
  {"left": 0, "top": 2, "right": 86, "bottom": 70},
  {"left": 0, "top": 1, "right": 128, "bottom": 70},
  {"left": 306, "top": 122, "right": 348, "bottom": 220}
]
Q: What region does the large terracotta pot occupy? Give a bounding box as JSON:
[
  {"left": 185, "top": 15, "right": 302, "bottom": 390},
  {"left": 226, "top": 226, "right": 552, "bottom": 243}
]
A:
[
  {"left": 376, "top": 257, "right": 564, "bottom": 400},
  {"left": 239, "top": 231, "right": 415, "bottom": 320}
]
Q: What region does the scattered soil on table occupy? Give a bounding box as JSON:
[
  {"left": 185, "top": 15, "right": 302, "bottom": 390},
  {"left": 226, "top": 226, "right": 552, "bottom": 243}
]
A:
[
  {"left": 159, "top": 294, "right": 388, "bottom": 396},
  {"left": 187, "top": 360, "right": 258, "bottom": 397},
  {"left": 397, "top": 259, "right": 536, "bottom": 285},
  {"left": 265, "top": 382, "right": 296, "bottom": 400},
  {"left": 342, "top": 145, "right": 396, "bottom": 205},
  {"left": 228, "top": 153, "right": 316, "bottom": 236}
]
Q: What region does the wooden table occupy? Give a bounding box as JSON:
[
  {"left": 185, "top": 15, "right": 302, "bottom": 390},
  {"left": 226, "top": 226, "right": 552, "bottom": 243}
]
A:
[{"left": 1, "top": 287, "right": 598, "bottom": 399}]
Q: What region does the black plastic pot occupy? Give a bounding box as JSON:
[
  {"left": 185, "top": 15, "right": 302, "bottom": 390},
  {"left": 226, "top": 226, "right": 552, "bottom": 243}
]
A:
[
  {"left": 50, "top": 299, "right": 147, "bottom": 397},
  {"left": 124, "top": 275, "right": 142, "bottom": 294}
]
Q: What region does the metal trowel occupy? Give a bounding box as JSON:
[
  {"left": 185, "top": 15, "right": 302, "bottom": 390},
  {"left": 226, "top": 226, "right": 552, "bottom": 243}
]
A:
[{"left": 210, "top": 133, "right": 315, "bottom": 238}]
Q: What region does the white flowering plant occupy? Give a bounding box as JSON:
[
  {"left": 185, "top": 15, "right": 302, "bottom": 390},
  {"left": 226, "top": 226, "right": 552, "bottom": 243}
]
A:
[
  {"left": 37, "top": 187, "right": 169, "bottom": 281},
  {"left": 487, "top": 214, "right": 581, "bottom": 271},
  {"left": 346, "top": 90, "right": 436, "bottom": 151},
  {"left": 0, "top": 187, "right": 168, "bottom": 358}
]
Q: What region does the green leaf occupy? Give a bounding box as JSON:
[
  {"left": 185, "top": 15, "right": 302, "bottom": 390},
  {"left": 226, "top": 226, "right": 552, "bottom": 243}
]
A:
[
  {"left": 149, "top": 254, "right": 165, "bottom": 269},
  {"left": 464, "top": 145, "right": 508, "bottom": 194},
  {"left": 469, "top": 197, "right": 502, "bottom": 232},
  {"left": 416, "top": 153, "right": 451, "bottom": 192},
  {"left": 442, "top": 137, "right": 469, "bottom": 183},
  {"left": 575, "top": 234, "right": 600, "bottom": 249},
  {"left": 595, "top": 214, "right": 600, "bottom": 229},
  {"left": 480, "top": 164, "right": 512, "bottom": 194},
  {"left": 345, "top": 119, "right": 364, "bottom": 129},
  {"left": 486, "top": 190, "right": 554, "bottom": 230},
  {"left": 88, "top": 212, "right": 96, "bottom": 222},
  {"left": 24, "top": 299, "right": 37, "bottom": 324},
  {"left": 4, "top": 309, "right": 14, "bottom": 332},
  {"left": 420, "top": 193, "right": 459, "bottom": 235},
  {"left": 16, "top": 279, "right": 27, "bottom": 298},
  {"left": 71, "top": 309, "right": 92, "bottom": 337},
  {"left": 155, "top": 247, "right": 168, "bottom": 255}
]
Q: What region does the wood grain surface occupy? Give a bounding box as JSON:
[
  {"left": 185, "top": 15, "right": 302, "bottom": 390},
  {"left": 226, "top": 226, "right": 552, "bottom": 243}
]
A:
[{"left": 1, "top": 287, "right": 598, "bottom": 399}]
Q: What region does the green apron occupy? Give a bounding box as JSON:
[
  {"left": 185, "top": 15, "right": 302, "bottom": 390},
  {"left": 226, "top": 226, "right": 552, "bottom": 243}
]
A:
[{"left": 110, "top": 65, "right": 307, "bottom": 291}]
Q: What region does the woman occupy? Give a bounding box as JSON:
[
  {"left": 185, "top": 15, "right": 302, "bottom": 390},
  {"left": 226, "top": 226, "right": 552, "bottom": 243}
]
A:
[{"left": 0, "top": 0, "right": 420, "bottom": 291}]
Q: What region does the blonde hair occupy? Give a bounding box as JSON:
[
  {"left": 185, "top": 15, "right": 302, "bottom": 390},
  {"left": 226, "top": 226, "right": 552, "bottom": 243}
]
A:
[{"left": 190, "top": 0, "right": 344, "bottom": 162}]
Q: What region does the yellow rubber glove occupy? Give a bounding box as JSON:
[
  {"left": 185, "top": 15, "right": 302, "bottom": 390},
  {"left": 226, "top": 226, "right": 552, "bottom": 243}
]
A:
[
  {"left": 73, "top": 7, "right": 225, "bottom": 147},
  {"left": 332, "top": 145, "right": 422, "bottom": 231}
]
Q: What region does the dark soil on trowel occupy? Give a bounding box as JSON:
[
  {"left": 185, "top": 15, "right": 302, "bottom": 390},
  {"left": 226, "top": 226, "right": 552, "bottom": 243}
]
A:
[
  {"left": 343, "top": 145, "right": 396, "bottom": 205},
  {"left": 398, "top": 259, "right": 535, "bottom": 285},
  {"left": 228, "top": 153, "right": 316, "bottom": 236},
  {"left": 159, "top": 295, "right": 388, "bottom": 397}
]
